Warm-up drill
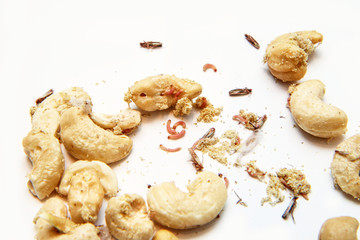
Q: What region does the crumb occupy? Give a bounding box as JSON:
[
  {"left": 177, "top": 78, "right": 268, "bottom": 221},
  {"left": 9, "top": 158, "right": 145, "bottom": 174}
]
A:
[
  {"left": 245, "top": 160, "right": 266, "bottom": 181},
  {"left": 173, "top": 97, "right": 193, "bottom": 116},
  {"left": 261, "top": 174, "right": 286, "bottom": 206},
  {"left": 277, "top": 168, "right": 311, "bottom": 198},
  {"left": 195, "top": 97, "right": 223, "bottom": 123}
]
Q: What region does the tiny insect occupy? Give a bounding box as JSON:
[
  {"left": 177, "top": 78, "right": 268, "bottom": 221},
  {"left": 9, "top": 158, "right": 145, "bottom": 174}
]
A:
[
  {"left": 140, "top": 41, "right": 162, "bottom": 49},
  {"left": 35, "top": 89, "right": 54, "bottom": 105},
  {"left": 229, "top": 88, "right": 252, "bottom": 96},
  {"left": 244, "top": 34, "right": 260, "bottom": 49},
  {"left": 282, "top": 196, "right": 298, "bottom": 223}
]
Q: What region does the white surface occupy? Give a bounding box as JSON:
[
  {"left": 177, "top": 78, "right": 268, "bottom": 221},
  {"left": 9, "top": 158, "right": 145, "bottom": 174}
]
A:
[{"left": 1, "top": 0, "right": 360, "bottom": 239}]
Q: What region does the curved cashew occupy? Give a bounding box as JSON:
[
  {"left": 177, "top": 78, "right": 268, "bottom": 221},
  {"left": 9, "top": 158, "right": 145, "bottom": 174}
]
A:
[
  {"left": 60, "top": 107, "right": 133, "bottom": 164},
  {"left": 23, "top": 87, "right": 92, "bottom": 200},
  {"left": 124, "top": 74, "right": 202, "bottom": 111},
  {"left": 105, "top": 194, "right": 155, "bottom": 240},
  {"left": 33, "top": 197, "right": 100, "bottom": 240},
  {"left": 264, "top": 30, "right": 323, "bottom": 82},
  {"left": 90, "top": 108, "right": 141, "bottom": 135},
  {"left": 58, "top": 160, "right": 118, "bottom": 223},
  {"left": 147, "top": 171, "right": 228, "bottom": 229},
  {"left": 331, "top": 134, "right": 360, "bottom": 199},
  {"left": 153, "top": 229, "right": 179, "bottom": 240},
  {"left": 319, "top": 216, "right": 359, "bottom": 240},
  {"left": 288, "top": 80, "right": 347, "bottom": 138}
]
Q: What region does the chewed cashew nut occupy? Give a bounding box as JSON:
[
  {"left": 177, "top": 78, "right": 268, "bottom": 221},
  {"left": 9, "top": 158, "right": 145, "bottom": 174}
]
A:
[
  {"left": 331, "top": 134, "right": 360, "bottom": 199},
  {"left": 23, "top": 87, "right": 92, "bottom": 200},
  {"left": 288, "top": 80, "right": 347, "bottom": 138},
  {"left": 147, "top": 171, "right": 228, "bottom": 229},
  {"left": 153, "top": 229, "right": 179, "bottom": 240},
  {"left": 58, "top": 160, "right": 118, "bottom": 223},
  {"left": 33, "top": 197, "right": 100, "bottom": 240},
  {"left": 105, "top": 194, "right": 155, "bottom": 240},
  {"left": 264, "top": 30, "right": 323, "bottom": 82},
  {"left": 124, "top": 74, "right": 202, "bottom": 111},
  {"left": 90, "top": 108, "right": 141, "bottom": 135},
  {"left": 319, "top": 216, "right": 359, "bottom": 240},
  {"left": 60, "top": 107, "right": 133, "bottom": 164}
]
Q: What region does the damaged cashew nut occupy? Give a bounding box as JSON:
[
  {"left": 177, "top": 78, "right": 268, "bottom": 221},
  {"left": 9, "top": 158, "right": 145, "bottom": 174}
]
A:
[
  {"left": 264, "top": 30, "right": 323, "bottom": 82},
  {"left": 288, "top": 79, "right": 347, "bottom": 138},
  {"left": 331, "top": 134, "right": 360, "bottom": 199},
  {"left": 147, "top": 171, "right": 227, "bottom": 229},
  {"left": 319, "top": 216, "right": 359, "bottom": 240},
  {"left": 58, "top": 160, "right": 118, "bottom": 223},
  {"left": 60, "top": 107, "right": 133, "bottom": 164},
  {"left": 105, "top": 194, "right": 154, "bottom": 240},
  {"left": 124, "top": 74, "right": 202, "bottom": 111}
]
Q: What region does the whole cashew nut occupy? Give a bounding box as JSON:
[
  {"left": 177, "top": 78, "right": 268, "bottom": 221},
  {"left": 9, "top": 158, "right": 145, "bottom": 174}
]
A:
[
  {"left": 288, "top": 79, "right": 348, "bottom": 138},
  {"left": 33, "top": 197, "right": 100, "bottom": 240},
  {"left": 147, "top": 171, "right": 228, "bottom": 229},
  {"left": 124, "top": 74, "right": 202, "bottom": 111},
  {"left": 23, "top": 87, "right": 92, "bottom": 200},
  {"left": 319, "top": 216, "right": 359, "bottom": 240},
  {"left": 60, "top": 107, "right": 133, "bottom": 164},
  {"left": 264, "top": 30, "right": 323, "bottom": 82},
  {"left": 105, "top": 194, "right": 155, "bottom": 240},
  {"left": 331, "top": 134, "right": 360, "bottom": 199},
  {"left": 58, "top": 160, "right": 118, "bottom": 223}
]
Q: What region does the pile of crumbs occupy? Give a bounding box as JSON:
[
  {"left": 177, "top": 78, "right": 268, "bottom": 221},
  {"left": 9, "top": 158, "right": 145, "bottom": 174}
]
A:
[
  {"left": 173, "top": 97, "right": 193, "bottom": 117},
  {"left": 194, "top": 97, "right": 223, "bottom": 123},
  {"left": 196, "top": 130, "right": 241, "bottom": 165},
  {"left": 238, "top": 109, "right": 261, "bottom": 130},
  {"left": 261, "top": 173, "right": 286, "bottom": 206}
]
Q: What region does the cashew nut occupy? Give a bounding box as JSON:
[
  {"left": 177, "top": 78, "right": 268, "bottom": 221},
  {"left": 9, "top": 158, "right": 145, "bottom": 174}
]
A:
[
  {"left": 33, "top": 197, "right": 100, "bottom": 240},
  {"left": 153, "top": 229, "right": 179, "bottom": 240},
  {"left": 264, "top": 30, "right": 323, "bottom": 82},
  {"left": 58, "top": 160, "right": 118, "bottom": 223},
  {"left": 60, "top": 107, "right": 133, "bottom": 163},
  {"left": 331, "top": 134, "right": 360, "bottom": 199},
  {"left": 147, "top": 171, "right": 228, "bottom": 229},
  {"left": 124, "top": 74, "right": 202, "bottom": 111},
  {"left": 319, "top": 216, "right": 359, "bottom": 240},
  {"left": 90, "top": 108, "right": 142, "bottom": 135},
  {"left": 288, "top": 79, "right": 348, "bottom": 138},
  {"left": 23, "top": 87, "right": 92, "bottom": 200},
  {"left": 105, "top": 194, "right": 155, "bottom": 240}
]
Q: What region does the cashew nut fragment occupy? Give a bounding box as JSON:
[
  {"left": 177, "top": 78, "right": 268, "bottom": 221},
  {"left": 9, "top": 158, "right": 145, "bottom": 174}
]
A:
[
  {"left": 124, "top": 74, "right": 202, "bottom": 111},
  {"left": 331, "top": 134, "right": 360, "bottom": 199},
  {"left": 319, "top": 216, "right": 359, "bottom": 240},
  {"left": 33, "top": 197, "right": 100, "bottom": 240},
  {"left": 60, "top": 107, "right": 133, "bottom": 163},
  {"left": 264, "top": 30, "right": 323, "bottom": 82},
  {"left": 147, "top": 171, "right": 228, "bottom": 229},
  {"left": 288, "top": 80, "right": 348, "bottom": 138},
  {"left": 153, "top": 229, "right": 179, "bottom": 240},
  {"left": 90, "top": 108, "right": 141, "bottom": 135},
  {"left": 105, "top": 194, "right": 155, "bottom": 240},
  {"left": 58, "top": 160, "right": 118, "bottom": 223},
  {"left": 23, "top": 87, "right": 92, "bottom": 200}
]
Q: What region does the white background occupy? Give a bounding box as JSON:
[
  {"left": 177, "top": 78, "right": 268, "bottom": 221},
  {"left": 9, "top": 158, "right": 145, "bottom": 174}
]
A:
[{"left": 1, "top": 0, "right": 360, "bottom": 239}]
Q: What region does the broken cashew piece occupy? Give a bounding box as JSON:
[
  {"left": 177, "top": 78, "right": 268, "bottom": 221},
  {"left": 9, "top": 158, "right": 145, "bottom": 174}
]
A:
[
  {"left": 105, "top": 194, "right": 155, "bottom": 240},
  {"left": 58, "top": 160, "right": 118, "bottom": 223},
  {"left": 124, "top": 74, "right": 202, "bottom": 111},
  {"left": 319, "top": 216, "right": 359, "bottom": 240},
  {"left": 33, "top": 197, "right": 100, "bottom": 240},
  {"left": 153, "top": 229, "right": 179, "bottom": 240},
  {"left": 90, "top": 108, "right": 141, "bottom": 135},
  {"left": 60, "top": 107, "right": 133, "bottom": 164},
  {"left": 331, "top": 134, "right": 360, "bottom": 199},
  {"left": 23, "top": 87, "right": 92, "bottom": 200},
  {"left": 288, "top": 80, "right": 347, "bottom": 138},
  {"left": 147, "top": 171, "right": 228, "bottom": 229},
  {"left": 264, "top": 30, "right": 323, "bottom": 82}
]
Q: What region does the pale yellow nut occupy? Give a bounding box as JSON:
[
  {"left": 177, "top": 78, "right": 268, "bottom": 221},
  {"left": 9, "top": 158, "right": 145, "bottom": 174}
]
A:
[
  {"left": 153, "top": 229, "right": 178, "bottom": 240},
  {"left": 124, "top": 74, "right": 202, "bottom": 111},
  {"left": 58, "top": 160, "right": 118, "bottom": 223},
  {"left": 319, "top": 216, "right": 359, "bottom": 240},
  {"left": 147, "top": 171, "right": 227, "bottom": 229},
  {"left": 288, "top": 79, "right": 347, "bottom": 138},
  {"left": 90, "top": 108, "right": 142, "bottom": 135},
  {"left": 331, "top": 134, "right": 360, "bottom": 199},
  {"left": 23, "top": 87, "right": 92, "bottom": 200},
  {"left": 264, "top": 30, "right": 323, "bottom": 82},
  {"left": 34, "top": 197, "right": 100, "bottom": 240},
  {"left": 60, "top": 107, "right": 133, "bottom": 163},
  {"left": 105, "top": 194, "right": 155, "bottom": 240}
]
